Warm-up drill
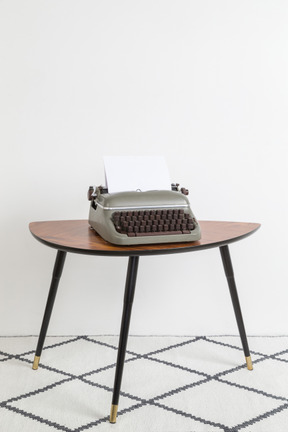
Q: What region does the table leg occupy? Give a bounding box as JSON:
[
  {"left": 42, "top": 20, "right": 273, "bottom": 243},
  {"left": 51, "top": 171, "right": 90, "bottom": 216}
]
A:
[
  {"left": 110, "top": 256, "right": 139, "bottom": 424},
  {"left": 219, "top": 245, "right": 253, "bottom": 370},
  {"left": 32, "top": 250, "right": 67, "bottom": 370}
]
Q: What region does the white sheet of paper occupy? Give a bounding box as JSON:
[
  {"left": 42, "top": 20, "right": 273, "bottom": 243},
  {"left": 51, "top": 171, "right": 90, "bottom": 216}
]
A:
[{"left": 103, "top": 156, "right": 171, "bottom": 193}]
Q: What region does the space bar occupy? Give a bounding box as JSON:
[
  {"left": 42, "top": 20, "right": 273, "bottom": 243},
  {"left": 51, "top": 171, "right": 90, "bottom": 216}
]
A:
[{"left": 135, "top": 231, "right": 183, "bottom": 237}]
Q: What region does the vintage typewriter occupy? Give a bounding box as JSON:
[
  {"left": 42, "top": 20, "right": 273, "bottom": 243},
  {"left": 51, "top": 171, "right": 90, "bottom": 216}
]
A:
[{"left": 88, "top": 184, "right": 201, "bottom": 246}]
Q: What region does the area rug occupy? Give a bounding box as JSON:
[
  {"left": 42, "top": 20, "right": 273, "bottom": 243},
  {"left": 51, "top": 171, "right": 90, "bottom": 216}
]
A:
[{"left": 1, "top": 335, "right": 288, "bottom": 431}]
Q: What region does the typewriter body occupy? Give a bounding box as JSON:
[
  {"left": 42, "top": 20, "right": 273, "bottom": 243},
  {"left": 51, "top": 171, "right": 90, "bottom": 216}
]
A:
[{"left": 88, "top": 184, "right": 201, "bottom": 246}]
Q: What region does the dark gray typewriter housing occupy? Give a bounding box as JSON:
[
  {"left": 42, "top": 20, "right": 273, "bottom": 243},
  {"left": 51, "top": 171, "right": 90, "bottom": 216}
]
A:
[{"left": 88, "top": 185, "right": 201, "bottom": 246}]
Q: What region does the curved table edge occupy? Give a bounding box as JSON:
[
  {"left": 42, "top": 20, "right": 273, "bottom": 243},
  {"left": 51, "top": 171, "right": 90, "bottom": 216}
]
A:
[{"left": 29, "top": 221, "right": 261, "bottom": 257}]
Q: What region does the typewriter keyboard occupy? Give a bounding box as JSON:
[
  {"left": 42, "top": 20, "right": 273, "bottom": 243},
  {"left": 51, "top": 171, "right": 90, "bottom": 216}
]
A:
[{"left": 112, "top": 209, "right": 197, "bottom": 238}]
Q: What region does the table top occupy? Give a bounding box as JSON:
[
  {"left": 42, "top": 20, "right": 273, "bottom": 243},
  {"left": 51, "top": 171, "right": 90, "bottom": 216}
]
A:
[{"left": 29, "top": 220, "right": 260, "bottom": 257}]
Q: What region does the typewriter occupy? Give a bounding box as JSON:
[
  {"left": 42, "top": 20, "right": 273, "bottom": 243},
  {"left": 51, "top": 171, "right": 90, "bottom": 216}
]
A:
[{"left": 88, "top": 184, "right": 201, "bottom": 246}]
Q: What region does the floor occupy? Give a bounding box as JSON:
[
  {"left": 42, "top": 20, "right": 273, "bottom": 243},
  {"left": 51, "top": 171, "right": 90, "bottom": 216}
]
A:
[{"left": 1, "top": 335, "right": 288, "bottom": 432}]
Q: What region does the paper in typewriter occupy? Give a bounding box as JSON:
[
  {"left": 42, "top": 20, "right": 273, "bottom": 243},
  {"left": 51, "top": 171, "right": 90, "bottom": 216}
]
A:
[{"left": 104, "top": 156, "right": 171, "bottom": 193}]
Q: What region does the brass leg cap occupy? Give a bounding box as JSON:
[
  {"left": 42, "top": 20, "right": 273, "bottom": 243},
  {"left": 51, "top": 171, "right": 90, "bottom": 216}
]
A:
[
  {"left": 32, "top": 355, "right": 40, "bottom": 370},
  {"left": 245, "top": 356, "right": 253, "bottom": 371},
  {"left": 109, "top": 404, "right": 118, "bottom": 423}
]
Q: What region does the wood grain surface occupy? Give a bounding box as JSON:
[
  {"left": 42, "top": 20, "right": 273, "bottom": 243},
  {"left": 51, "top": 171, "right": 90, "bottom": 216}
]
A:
[{"left": 29, "top": 220, "right": 260, "bottom": 256}]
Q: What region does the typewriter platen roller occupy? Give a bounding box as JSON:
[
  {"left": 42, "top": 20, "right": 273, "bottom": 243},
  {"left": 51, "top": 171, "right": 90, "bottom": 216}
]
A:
[{"left": 88, "top": 185, "right": 201, "bottom": 246}]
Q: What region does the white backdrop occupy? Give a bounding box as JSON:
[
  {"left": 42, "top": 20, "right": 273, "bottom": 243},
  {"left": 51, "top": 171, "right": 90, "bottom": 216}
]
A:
[{"left": 0, "top": 0, "right": 287, "bottom": 336}]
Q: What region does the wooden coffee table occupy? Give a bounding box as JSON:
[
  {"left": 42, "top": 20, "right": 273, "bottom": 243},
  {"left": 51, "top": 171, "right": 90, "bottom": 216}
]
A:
[{"left": 29, "top": 219, "right": 260, "bottom": 423}]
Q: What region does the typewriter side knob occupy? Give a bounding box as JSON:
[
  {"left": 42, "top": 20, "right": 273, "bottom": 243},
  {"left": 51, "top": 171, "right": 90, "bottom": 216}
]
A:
[
  {"left": 171, "top": 184, "right": 189, "bottom": 195},
  {"left": 181, "top": 187, "right": 189, "bottom": 196},
  {"left": 88, "top": 186, "right": 94, "bottom": 201},
  {"left": 171, "top": 183, "right": 180, "bottom": 191},
  {"left": 98, "top": 185, "right": 109, "bottom": 194},
  {"left": 88, "top": 185, "right": 109, "bottom": 201}
]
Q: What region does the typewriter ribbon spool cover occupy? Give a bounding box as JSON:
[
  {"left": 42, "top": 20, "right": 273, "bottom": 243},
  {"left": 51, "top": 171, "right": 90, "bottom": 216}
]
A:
[{"left": 88, "top": 187, "right": 201, "bottom": 246}]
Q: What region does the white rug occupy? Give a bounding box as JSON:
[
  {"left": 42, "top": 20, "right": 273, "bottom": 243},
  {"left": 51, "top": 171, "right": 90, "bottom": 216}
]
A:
[{"left": 1, "top": 336, "right": 288, "bottom": 432}]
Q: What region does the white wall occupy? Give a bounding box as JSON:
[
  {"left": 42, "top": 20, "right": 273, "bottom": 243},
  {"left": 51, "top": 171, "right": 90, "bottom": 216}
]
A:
[{"left": 0, "top": 0, "right": 287, "bottom": 336}]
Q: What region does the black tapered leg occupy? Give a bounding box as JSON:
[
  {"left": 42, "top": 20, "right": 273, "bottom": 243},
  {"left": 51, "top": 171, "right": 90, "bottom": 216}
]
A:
[
  {"left": 220, "top": 245, "right": 253, "bottom": 370},
  {"left": 32, "top": 250, "right": 67, "bottom": 370},
  {"left": 110, "top": 256, "right": 139, "bottom": 423}
]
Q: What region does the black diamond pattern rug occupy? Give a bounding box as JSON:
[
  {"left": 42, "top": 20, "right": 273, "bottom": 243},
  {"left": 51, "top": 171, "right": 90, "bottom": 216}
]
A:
[{"left": 1, "top": 336, "right": 288, "bottom": 431}]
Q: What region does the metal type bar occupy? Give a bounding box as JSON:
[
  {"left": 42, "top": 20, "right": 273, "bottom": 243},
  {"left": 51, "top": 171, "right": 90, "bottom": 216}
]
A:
[
  {"left": 32, "top": 250, "right": 67, "bottom": 369},
  {"left": 110, "top": 256, "right": 139, "bottom": 422},
  {"left": 220, "top": 245, "right": 253, "bottom": 370}
]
